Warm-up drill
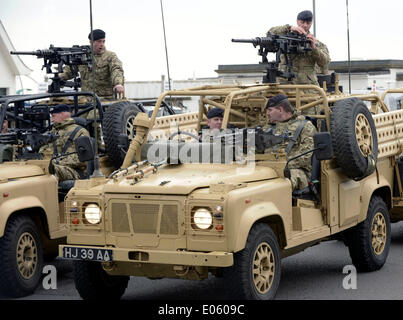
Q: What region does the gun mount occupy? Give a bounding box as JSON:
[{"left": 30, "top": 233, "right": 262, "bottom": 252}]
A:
[
  {"left": 11, "top": 45, "right": 92, "bottom": 93},
  {"left": 232, "top": 33, "right": 312, "bottom": 83}
]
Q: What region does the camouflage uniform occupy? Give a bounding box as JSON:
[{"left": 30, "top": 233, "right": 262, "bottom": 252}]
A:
[
  {"left": 40, "top": 118, "right": 90, "bottom": 181},
  {"left": 263, "top": 112, "right": 317, "bottom": 190},
  {"left": 268, "top": 25, "right": 330, "bottom": 86},
  {"left": 60, "top": 49, "right": 124, "bottom": 98}
]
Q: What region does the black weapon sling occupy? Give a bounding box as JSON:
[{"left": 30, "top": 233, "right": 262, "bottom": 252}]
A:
[
  {"left": 61, "top": 126, "right": 83, "bottom": 155},
  {"left": 285, "top": 120, "right": 308, "bottom": 155}
]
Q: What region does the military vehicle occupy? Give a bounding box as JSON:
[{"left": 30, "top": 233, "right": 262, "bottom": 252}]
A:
[
  {"left": 59, "top": 33, "right": 403, "bottom": 300},
  {"left": 58, "top": 78, "right": 403, "bottom": 299},
  {"left": 0, "top": 46, "right": 194, "bottom": 298}
]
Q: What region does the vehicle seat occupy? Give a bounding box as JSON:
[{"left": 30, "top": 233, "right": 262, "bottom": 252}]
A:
[
  {"left": 72, "top": 117, "right": 89, "bottom": 129},
  {"left": 292, "top": 154, "right": 321, "bottom": 202},
  {"left": 57, "top": 137, "right": 96, "bottom": 202}
]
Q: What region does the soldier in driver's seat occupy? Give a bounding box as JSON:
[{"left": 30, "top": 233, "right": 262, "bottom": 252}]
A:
[{"left": 200, "top": 108, "right": 224, "bottom": 142}]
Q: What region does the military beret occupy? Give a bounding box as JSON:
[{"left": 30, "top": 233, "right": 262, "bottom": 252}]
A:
[
  {"left": 266, "top": 94, "right": 289, "bottom": 109},
  {"left": 88, "top": 29, "right": 106, "bottom": 41},
  {"left": 207, "top": 108, "right": 224, "bottom": 119},
  {"left": 50, "top": 104, "right": 71, "bottom": 114},
  {"left": 297, "top": 10, "right": 313, "bottom": 22}
]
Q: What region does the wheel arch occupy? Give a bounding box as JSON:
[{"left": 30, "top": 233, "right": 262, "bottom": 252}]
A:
[
  {"left": 359, "top": 176, "right": 392, "bottom": 223},
  {"left": 0, "top": 205, "right": 49, "bottom": 239},
  {"left": 234, "top": 208, "right": 287, "bottom": 253}
]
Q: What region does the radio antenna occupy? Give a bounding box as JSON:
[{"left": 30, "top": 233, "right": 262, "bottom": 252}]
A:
[
  {"left": 346, "top": 0, "right": 352, "bottom": 94},
  {"left": 160, "top": 0, "right": 172, "bottom": 95},
  {"left": 89, "top": 0, "right": 103, "bottom": 177}
]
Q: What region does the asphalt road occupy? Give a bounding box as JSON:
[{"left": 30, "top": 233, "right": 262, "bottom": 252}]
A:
[{"left": 5, "top": 222, "right": 403, "bottom": 301}]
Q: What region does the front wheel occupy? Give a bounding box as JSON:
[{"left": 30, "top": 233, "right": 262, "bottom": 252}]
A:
[
  {"left": 223, "top": 223, "right": 281, "bottom": 300},
  {"left": 345, "top": 196, "right": 391, "bottom": 272},
  {"left": 0, "top": 215, "right": 44, "bottom": 298},
  {"left": 73, "top": 260, "right": 129, "bottom": 300}
]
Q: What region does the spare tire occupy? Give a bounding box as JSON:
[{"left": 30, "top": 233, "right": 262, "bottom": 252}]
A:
[
  {"left": 330, "top": 98, "right": 378, "bottom": 180},
  {"left": 103, "top": 101, "right": 142, "bottom": 168}
]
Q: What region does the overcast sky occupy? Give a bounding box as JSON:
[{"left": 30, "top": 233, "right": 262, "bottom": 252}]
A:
[{"left": 1, "top": 0, "right": 402, "bottom": 84}]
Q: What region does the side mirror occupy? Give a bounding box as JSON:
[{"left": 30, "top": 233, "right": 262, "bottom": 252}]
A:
[
  {"left": 75, "top": 136, "right": 95, "bottom": 162},
  {"left": 314, "top": 132, "right": 333, "bottom": 160}
]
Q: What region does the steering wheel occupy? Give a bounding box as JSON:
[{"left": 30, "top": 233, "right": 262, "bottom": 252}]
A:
[{"left": 169, "top": 131, "right": 200, "bottom": 142}]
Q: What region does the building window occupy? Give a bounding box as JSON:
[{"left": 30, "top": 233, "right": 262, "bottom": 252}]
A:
[{"left": 0, "top": 88, "right": 7, "bottom": 96}]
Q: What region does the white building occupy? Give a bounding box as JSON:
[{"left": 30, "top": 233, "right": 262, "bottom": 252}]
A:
[
  {"left": 0, "top": 20, "right": 32, "bottom": 95},
  {"left": 125, "top": 75, "right": 220, "bottom": 112}
]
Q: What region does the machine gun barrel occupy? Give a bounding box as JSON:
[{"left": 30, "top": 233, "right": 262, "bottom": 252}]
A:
[
  {"left": 232, "top": 37, "right": 274, "bottom": 46},
  {"left": 10, "top": 50, "right": 47, "bottom": 56}
]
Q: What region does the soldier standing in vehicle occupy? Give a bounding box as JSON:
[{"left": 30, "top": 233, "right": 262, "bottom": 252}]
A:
[
  {"left": 60, "top": 29, "right": 125, "bottom": 98},
  {"left": 39, "top": 104, "right": 90, "bottom": 182},
  {"left": 262, "top": 94, "right": 316, "bottom": 191},
  {"left": 268, "top": 10, "right": 330, "bottom": 87}
]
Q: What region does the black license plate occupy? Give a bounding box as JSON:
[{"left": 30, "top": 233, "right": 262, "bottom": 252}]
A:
[{"left": 62, "top": 246, "right": 113, "bottom": 262}]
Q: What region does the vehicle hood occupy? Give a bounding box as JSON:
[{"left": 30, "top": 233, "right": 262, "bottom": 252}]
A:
[
  {"left": 103, "top": 163, "right": 278, "bottom": 195},
  {"left": 0, "top": 163, "right": 45, "bottom": 181}
]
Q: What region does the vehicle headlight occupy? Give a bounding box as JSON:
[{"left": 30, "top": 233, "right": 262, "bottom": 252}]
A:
[
  {"left": 84, "top": 204, "right": 102, "bottom": 224},
  {"left": 193, "top": 208, "right": 213, "bottom": 230}
]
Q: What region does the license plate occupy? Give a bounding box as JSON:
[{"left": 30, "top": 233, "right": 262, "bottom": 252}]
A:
[{"left": 62, "top": 246, "right": 113, "bottom": 262}]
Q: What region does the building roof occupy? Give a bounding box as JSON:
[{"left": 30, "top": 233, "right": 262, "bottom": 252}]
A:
[
  {"left": 329, "top": 60, "right": 403, "bottom": 73},
  {"left": 0, "top": 20, "right": 31, "bottom": 76},
  {"left": 215, "top": 60, "right": 403, "bottom": 76}
]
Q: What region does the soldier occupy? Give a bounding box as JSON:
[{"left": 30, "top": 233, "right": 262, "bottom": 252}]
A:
[
  {"left": 268, "top": 10, "right": 330, "bottom": 88},
  {"left": 262, "top": 94, "right": 317, "bottom": 191},
  {"left": 60, "top": 29, "right": 125, "bottom": 98},
  {"left": 39, "top": 104, "right": 90, "bottom": 182},
  {"left": 200, "top": 108, "right": 224, "bottom": 142}
]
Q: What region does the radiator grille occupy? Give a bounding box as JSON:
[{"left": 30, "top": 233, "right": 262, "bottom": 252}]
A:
[
  {"left": 129, "top": 203, "right": 160, "bottom": 234},
  {"left": 160, "top": 205, "right": 179, "bottom": 235},
  {"left": 110, "top": 201, "right": 179, "bottom": 236},
  {"left": 111, "top": 203, "right": 130, "bottom": 233}
]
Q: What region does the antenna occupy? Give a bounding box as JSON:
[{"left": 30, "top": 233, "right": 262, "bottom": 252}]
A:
[
  {"left": 160, "top": 0, "right": 172, "bottom": 92},
  {"left": 312, "top": 0, "right": 316, "bottom": 37},
  {"left": 89, "top": 0, "right": 103, "bottom": 178},
  {"left": 346, "top": 0, "right": 352, "bottom": 94}
]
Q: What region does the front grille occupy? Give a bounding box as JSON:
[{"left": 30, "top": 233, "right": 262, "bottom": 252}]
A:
[
  {"left": 129, "top": 203, "right": 159, "bottom": 233},
  {"left": 110, "top": 201, "right": 179, "bottom": 236},
  {"left": 111, "top": 203, "right": 130, "bottom": 233},
  {"left": 160, "top": 205, "right": 179, "bottom": 235}
]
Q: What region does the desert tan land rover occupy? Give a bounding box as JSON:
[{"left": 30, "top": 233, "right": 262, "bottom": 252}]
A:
[
  {"left": 60, "top": 80, "right": 403, "bottom": 300},
  {"left": 0, "top": 90, "right": 194, "bottom": 298}
]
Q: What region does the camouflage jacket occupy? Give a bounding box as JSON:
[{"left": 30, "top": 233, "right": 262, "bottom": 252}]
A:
[
  {"left": 263, "top": 112, "right": 317, "bottom": 173},
  {"left": 61, "top": 49, "right": 124, "bottom": 98},
  {"left": 267, "top": 25, "right": 330, "bottom": 85},
  {"left": 39, "top": 118, "right": 89, "bottom": 171}
]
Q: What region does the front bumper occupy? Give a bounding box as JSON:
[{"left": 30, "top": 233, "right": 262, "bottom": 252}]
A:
[{"left": 59, "top": 245, "right": 234, "bottom": 267}]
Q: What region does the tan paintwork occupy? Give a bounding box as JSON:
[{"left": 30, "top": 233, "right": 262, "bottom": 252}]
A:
[{"left": 60, "top": 83, "right": 403, "bottom": 281}]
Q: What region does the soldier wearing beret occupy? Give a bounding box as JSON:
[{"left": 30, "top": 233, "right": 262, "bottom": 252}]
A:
[
  {"left": 61, "top": 29, "right": 125, "bottom": 99},
  {"left": 268, "top": 10, "right": 330, "bottom": 114},
  {"left": 262, "top": 94, "right": 317, "bottom": 191},
  {"left": 200, "top": 108, "right": 224, "bottom": 142},
  {"left": 39, "top": 104, "right": 90, "bottom": 182}
]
